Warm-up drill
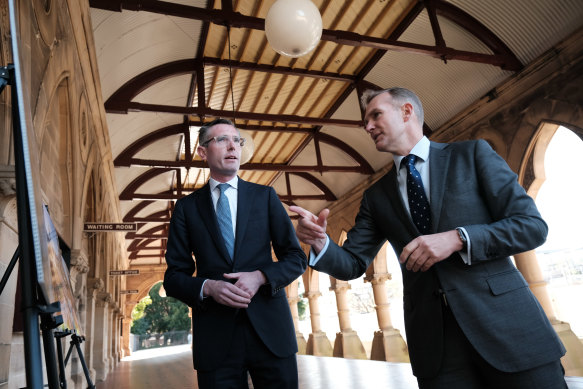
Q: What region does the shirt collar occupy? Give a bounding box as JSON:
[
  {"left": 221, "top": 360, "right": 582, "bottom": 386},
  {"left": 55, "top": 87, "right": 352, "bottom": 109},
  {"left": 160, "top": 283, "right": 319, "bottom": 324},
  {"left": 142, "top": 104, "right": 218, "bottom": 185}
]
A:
[
  {"left": 394, "top": 136, "right": 430, "bottom": 171},
  {"left": 209, "top": 176, "right": 239, "bottom": 192}
]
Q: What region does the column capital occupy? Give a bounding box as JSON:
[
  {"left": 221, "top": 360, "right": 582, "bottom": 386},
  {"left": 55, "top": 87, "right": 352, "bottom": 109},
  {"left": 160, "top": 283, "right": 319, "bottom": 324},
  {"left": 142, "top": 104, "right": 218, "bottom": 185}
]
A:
[
  {"left": 0, "top": 165, "right": 16, "bottom": 196},
  {"left": 97, "top": 291, "right": 112, "bottom": 307},
  {"left": 71, "top": 249, "right": 90, "bottom": 274},
  {"left": 330, "top": 283, "right": 351, "bottom": 292},
  {"left": 364, "top": 273, "right": 392, "bottom": 284},
  {"left": 88, "top": 277, "right": 105, "bottom": 293},
  {"left": 303, "top": 291, "right": 322, "bottom": 299}
]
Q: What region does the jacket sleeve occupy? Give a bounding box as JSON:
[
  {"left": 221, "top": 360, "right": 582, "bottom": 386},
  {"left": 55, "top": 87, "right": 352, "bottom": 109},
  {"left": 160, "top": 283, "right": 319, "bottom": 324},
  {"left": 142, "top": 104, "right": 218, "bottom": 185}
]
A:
[
  {"left": 163, "top": 198, "right": 205, "bottom": 309},
  {"left": 463, "top": 140, "right": 548, "bottom": 261},
  {"left": 312, "top": 192, "right": 386, "bottom": 281},
  {"left": 259, "top": 187, "right": 308, "bottom": 295}
]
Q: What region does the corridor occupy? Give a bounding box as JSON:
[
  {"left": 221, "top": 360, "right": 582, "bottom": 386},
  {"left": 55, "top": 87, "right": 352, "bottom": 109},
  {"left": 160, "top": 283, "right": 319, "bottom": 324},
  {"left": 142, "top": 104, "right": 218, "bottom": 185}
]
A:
[{"left": 96, "top": 345, "right": 583, "bottom": 389}]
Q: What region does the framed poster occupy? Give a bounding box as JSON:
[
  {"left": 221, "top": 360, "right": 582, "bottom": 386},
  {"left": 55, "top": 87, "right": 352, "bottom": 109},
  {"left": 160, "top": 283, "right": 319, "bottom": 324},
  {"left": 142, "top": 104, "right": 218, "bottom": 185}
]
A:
[
  {"left": 9, "top": 0, "right": 53, "bottom": 303},
  {"left": 43, "top": 206, "right": 83, "bottom": 335}
]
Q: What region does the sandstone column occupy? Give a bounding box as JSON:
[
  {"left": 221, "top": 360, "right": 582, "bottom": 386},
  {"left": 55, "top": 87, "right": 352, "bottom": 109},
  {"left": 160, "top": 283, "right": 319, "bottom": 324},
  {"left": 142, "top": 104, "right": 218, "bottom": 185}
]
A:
[
  {"left": 330, "top": 280, "right": 367, "bottom": 359},
  {"left": 286, "top": 280, "right": 306, "bottom": 354},
  {"left": 85, "top": 278, "right": 103, "bottom": 382},
  {"left": 69, "top": 250, "right": 89, "bottom": 388},
  {"left": 515, "top": 250, "right": 583, "bottom": 375},
  {"left": 304, "top": 290, "right": 333, "bottom": 356},
  {"left": 364, "top": 243, "right": 409, "bottom": 362},
  {"left": 92, "top": 291, "right": 111, "bottom": 381}
]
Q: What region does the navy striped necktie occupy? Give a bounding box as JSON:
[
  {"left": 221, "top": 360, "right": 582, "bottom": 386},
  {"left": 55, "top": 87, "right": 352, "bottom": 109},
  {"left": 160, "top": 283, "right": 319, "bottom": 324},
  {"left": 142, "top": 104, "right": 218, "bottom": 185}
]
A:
[{"left": 402, "top": 154, "right": 431, "bottom": 234}]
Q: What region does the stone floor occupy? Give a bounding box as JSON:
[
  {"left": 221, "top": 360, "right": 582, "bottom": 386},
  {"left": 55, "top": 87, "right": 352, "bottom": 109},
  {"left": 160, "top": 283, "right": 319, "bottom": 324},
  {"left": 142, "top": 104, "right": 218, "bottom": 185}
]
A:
[{"left": 95, "top": 345, "right": 583, "bottom": 389}]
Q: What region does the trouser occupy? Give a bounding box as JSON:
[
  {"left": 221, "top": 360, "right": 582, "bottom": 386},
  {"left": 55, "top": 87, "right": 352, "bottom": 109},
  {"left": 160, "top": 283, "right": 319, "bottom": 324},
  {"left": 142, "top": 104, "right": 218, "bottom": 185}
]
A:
[
  {"left": 417, "top": 300, "right": 567, "bottom": 389},
  {"left": 196, "top": 311, "right": 298, "bottom": 389}
]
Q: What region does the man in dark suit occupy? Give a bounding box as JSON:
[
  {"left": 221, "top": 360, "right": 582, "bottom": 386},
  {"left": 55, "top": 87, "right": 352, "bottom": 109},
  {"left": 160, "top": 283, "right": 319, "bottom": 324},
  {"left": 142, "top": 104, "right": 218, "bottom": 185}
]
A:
[
  {"left": 290, "top": 88, "right": 567, "bottom": 388},
  {"left": 164, "top": 118, "right": 307, "bottom": 389}
]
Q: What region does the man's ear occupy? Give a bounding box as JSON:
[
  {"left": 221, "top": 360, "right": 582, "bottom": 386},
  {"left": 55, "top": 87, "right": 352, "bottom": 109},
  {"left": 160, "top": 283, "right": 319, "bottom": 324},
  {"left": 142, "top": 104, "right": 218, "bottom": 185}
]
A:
[
  {"left": 197, "top": 145, "right": 207, "bottom": 160},
  {"left": 401, "top": 102, "right": 414, "bottom": 122}
]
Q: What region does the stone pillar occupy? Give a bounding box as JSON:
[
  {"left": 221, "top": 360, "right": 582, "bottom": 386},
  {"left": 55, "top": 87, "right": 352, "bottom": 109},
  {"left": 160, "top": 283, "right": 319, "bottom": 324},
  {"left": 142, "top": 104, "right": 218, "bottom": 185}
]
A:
[
  {"left": 330, "top": 280, "right": 367, "bottom": 359},
  {"left": 121, "top": 317, "right": 132, "bottom": 357},
  {"left": 0, "top": 194, "right": 18, "bottom": 387},
  {"left": 363, "top": 243, "right": 409, "bottom": 362},
  {"left": 108, "top": 304, "right": 120, "bottom": 371},
  {"left": 514, "top": 250, "right": 583, "bottom": 375},
  {"left": 93, "top": 291, "right": 112, "bottom": 381},
  {"left": 304, "top": 291, "right": 333, "bottom": 356},
  {"left": 69, "top": 250, "right": 89, "bottom": 388},
  {"left": 366, "top": 274, "right": 409, "bottom": 362},
  {"left": 85, "top": 278, "right": 103, "bottom": 382},
  {"left": 286, "top": 280, "right": 306, "bottom": 354}
]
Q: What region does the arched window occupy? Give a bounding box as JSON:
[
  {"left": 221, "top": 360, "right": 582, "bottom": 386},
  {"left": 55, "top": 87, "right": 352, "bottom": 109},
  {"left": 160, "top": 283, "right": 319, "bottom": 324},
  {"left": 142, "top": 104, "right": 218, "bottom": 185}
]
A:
[{"left": 535, "top": 126, "right": 583, "bottom": 337}]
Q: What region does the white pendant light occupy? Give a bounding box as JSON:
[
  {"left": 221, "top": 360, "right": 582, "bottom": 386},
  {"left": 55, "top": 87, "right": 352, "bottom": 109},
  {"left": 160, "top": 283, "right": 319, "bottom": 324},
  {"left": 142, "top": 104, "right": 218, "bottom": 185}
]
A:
[{"left": 265, "top": 0, "right": 322, "bottom": 58}]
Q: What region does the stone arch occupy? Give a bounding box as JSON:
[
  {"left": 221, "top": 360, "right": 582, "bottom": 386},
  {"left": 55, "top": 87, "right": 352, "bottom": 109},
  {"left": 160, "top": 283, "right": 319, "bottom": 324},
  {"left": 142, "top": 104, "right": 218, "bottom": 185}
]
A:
[
  {"left": 125, "top": 276, "right": 166, "bottom": 319},
  {"left": 516, "top": 97, "right": 583, "bottom": 195},
  {"left": 38, "top": 75, "right": 73, "bottom": 242}
]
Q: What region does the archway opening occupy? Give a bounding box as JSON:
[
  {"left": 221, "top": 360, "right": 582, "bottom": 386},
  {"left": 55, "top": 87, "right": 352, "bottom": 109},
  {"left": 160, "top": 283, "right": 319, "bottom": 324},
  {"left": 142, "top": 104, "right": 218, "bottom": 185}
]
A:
[
  {"left": 129, "top": 281, "right": 191, "bottom": 353},
  {"left": 535, "top": 126, "right": 583, "bottom": 337}
]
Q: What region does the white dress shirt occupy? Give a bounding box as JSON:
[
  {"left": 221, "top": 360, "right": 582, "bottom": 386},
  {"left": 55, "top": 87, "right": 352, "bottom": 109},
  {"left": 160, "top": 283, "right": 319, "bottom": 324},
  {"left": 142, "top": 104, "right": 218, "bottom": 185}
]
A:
[{"left": 310, "top": 136, "right": 471, "bottom": 266}]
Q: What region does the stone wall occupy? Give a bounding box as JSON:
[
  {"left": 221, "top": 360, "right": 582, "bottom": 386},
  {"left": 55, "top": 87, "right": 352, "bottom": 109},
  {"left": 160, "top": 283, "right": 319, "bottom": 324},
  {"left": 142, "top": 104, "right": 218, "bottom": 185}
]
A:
[{"left": 0, "top": 1, "right": 128, "bottom": 387}]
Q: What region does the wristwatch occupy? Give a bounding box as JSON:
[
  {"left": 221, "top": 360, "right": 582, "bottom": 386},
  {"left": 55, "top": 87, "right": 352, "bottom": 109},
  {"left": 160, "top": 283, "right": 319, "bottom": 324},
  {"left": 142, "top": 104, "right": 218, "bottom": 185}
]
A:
[{"left": 456, "top": 227, "right": 467, "bottom": 251}]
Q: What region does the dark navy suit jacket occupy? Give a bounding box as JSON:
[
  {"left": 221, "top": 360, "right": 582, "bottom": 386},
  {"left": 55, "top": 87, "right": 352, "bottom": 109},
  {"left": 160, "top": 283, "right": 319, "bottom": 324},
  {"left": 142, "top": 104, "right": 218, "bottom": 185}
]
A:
[
  {"left": 164, "top": 178, "right": 307, "bottom": 371},
  {"left": 313, "top": 140, "right": 565, "bottom": 378}
]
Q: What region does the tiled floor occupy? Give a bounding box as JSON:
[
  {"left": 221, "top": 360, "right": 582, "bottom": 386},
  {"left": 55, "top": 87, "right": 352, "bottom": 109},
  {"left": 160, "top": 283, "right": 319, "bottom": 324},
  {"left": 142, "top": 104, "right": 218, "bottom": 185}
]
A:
[{"left": 96, "top": 345, "right": 583, "bottom": 388}]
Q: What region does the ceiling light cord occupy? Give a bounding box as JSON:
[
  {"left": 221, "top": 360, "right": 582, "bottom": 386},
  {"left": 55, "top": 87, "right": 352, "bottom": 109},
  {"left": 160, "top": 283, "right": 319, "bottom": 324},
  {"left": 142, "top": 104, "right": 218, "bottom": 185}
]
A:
[{"left": 227, "top": 26, "right": 236, "bottom": 123}]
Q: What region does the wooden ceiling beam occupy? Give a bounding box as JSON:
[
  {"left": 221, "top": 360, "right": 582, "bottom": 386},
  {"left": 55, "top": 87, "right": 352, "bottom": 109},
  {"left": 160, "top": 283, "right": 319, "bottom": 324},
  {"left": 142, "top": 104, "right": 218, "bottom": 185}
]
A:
[
  {"left": 105, "top": 58, "right": 355, "bottom": 113},
  {"left": 127, "top": 239, "right": 163, "bottom": 252},
  {"left": 114, "top": 122, "right": 316, "bottom": 168},
  {"left": 129, "top": 253, "right": 165, "bottom": 259},
  {"left": 107, "top": 101, "right": 363, "bottom": 127},
  {"left": 90, "top": 0, "right": 521, "bottom": 71},
  {"left": 120, "top": 160, "right": 368, "bottom": 172}
]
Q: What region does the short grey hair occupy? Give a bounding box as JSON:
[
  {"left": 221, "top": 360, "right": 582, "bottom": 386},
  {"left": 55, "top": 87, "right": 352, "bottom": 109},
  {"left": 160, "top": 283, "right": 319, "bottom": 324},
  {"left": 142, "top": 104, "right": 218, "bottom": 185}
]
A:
[
  {"left": 360, "top": 87, "right": 424, "bottom": 125},
  {"left": 198, "top": 118, "right": 239, "bottom": 145}
]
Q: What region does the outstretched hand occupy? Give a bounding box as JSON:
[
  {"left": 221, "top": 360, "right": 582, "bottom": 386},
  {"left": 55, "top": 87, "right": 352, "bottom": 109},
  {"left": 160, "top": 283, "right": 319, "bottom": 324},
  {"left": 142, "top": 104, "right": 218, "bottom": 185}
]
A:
[{"left": 288, "top": 205, "right": 329, "bottom": 254}]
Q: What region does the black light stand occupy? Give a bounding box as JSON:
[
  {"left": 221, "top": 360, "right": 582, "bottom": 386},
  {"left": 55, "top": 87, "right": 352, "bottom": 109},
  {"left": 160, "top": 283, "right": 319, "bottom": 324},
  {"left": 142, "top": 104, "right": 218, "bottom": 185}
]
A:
[{"left": 1, "top": 64, "right": 60, "bottom": 389}]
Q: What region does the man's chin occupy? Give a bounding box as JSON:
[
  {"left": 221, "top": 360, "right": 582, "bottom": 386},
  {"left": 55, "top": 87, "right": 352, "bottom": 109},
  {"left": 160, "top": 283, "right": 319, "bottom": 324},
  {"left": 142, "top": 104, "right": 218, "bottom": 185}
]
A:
[{"left": 221, "top": 165, "right": 240, "bottom": 175}]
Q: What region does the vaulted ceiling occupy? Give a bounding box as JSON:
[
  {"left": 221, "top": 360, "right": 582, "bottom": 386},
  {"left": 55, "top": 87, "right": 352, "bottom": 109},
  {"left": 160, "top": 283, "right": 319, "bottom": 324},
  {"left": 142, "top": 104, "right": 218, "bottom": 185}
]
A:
[{"left": 88, "top": 0, "right": 583, "bottom": 266}]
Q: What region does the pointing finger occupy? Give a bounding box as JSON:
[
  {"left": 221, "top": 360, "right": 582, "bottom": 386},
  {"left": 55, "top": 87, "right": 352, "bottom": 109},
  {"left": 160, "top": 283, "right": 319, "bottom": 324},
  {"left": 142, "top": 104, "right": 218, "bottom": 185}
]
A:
[{"left": 289, "top": 205, "right": 316, "bottom": 221}]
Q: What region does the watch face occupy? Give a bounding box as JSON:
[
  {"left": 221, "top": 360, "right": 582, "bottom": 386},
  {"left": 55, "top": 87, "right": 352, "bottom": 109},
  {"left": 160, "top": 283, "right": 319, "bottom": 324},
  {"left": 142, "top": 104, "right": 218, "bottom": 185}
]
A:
[{"left": 457, "top": 228, "right": 467, "bottom": 245}]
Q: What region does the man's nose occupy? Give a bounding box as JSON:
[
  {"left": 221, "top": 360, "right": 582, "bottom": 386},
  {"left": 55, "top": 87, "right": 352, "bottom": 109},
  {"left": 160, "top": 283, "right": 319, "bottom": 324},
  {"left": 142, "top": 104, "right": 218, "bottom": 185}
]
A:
[{"left": 364, "top": 121, "right": 374, "bottom": 133}]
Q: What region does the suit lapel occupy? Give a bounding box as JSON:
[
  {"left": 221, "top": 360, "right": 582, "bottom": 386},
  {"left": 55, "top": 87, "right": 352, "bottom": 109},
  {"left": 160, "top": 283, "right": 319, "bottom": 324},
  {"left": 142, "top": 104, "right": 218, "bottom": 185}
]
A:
[
  {"left": 234, "top": 178, "right": 252, "bottom": 262},
  {"left": 429, "top": 142, "right": 451, "bottom": 231},
  {"left": 195, "top": 183, "right": 232, "bottom": 264}
]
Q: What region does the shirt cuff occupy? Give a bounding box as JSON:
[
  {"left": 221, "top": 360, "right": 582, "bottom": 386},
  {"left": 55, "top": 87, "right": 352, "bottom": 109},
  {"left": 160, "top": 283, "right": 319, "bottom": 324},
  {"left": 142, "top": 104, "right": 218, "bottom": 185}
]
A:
[
  {"left": 457, "top": 227, "right": 471, "bottom": 265},
  {"left": 199, "top": 279, "right": 207, "bottom": 300},
  {"left": 309, "top": 236, "right": 330, "bottom": 267}
]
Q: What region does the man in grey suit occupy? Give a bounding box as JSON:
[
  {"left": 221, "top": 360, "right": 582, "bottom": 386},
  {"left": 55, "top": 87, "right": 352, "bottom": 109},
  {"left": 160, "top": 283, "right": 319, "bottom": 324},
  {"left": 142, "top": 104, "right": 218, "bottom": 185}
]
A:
[{"left": 290, "top": 88, "right": 566, "bottom": 388}]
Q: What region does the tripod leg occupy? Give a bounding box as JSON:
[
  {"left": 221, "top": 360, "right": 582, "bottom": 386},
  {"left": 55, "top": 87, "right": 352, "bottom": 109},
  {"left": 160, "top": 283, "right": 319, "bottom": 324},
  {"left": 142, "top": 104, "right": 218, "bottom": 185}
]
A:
[
  {"left": 0, "top": 246, "right": 19, "bottom": 296},
  {"left": 64, "top": 341, "right": 75, "bottom": 367},
  {"left": 72, "top": 335, "right": 96, "bottom": 389},
  {"left": 55, "top": 335, "right": 68, "bottom": 389}
]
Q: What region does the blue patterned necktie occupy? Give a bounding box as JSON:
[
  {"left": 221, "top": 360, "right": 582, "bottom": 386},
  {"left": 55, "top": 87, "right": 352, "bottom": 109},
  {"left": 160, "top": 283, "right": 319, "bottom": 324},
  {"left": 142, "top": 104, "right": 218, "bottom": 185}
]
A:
[
  {"left": 216, "top": 183, "right": 235, "bottom": 259},
  {"left": 402, "top": 154, "right": 432, "bottom": 234}
]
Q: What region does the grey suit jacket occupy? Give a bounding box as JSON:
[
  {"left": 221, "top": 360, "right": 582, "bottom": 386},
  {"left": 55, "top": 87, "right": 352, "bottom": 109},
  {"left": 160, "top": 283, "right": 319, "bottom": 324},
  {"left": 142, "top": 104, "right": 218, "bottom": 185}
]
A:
[{"left": 314, "top": 140, "right": 565, "bottom": 378}]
